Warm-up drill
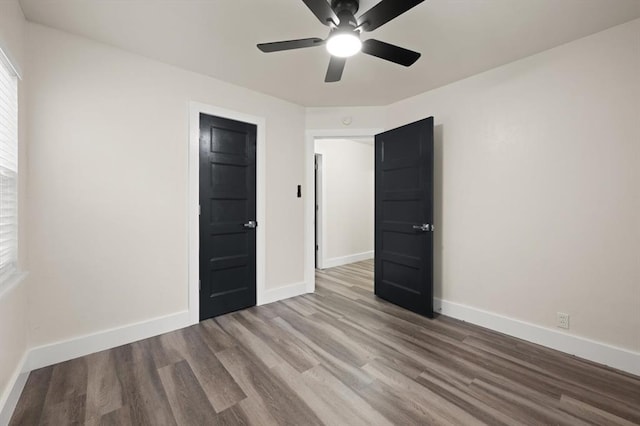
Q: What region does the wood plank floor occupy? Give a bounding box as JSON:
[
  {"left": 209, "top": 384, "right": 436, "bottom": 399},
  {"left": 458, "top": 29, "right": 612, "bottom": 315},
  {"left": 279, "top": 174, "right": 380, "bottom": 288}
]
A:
[{"left": 11, "top": 260, "right": 640, "bottom": 425}]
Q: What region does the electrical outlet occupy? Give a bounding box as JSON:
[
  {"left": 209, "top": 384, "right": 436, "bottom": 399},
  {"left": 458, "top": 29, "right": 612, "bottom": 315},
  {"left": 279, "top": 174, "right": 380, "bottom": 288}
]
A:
[{"left": 557, "top": 312, "right": 570, "bottom": 329}]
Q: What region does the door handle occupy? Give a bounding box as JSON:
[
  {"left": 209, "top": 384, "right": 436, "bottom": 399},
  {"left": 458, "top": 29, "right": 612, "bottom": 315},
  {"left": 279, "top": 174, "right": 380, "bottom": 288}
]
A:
[
  {"left": 412, "top": 224, "right": 432, "bottom": 232},
  {"left": 243, "top": 220, "right": 257, "bottom": 229}
]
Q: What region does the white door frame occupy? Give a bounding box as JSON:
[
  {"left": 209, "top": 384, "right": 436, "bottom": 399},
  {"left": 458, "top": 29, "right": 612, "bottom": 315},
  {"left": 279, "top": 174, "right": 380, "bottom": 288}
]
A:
[
  {"left": 189, "top": 102, "right": 267, "bottom": 325},
  {"left": 314, "top": 153, "right": 325, "bottom": 269},
  {"left": 304, "top": 128, "right": 384, "bottom": 294}
]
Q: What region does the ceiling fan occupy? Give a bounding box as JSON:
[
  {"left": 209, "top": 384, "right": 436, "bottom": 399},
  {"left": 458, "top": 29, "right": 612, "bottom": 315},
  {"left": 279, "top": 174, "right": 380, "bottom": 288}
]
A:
[{"left": 257, "top": 0, "right": 424, "bottom": 83}]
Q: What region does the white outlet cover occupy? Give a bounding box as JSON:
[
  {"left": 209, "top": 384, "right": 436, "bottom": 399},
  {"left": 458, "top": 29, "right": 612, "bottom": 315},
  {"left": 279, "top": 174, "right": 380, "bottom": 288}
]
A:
[{"left": 557, "top": 312, "right": 570, "bottom": 329}]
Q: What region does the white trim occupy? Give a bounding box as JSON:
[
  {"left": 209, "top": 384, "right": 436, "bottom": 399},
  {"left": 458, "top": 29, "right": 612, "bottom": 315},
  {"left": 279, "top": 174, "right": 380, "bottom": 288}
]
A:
[
  {"left": 322, "top": 251, "right": 374, "bottom": 269},
  {"left": 305, "top": 128, "right": 383, "bottom": 294},
  {"left": 1, "top": 311, "right": 191, "bottom": 422},
  {"left": 435, "top": 298, "right": 640, "bottom": 376},
  {"left": 0, "top": 353, "right": 28, "bottom": 426},
  {"left": 314, "top": 153, "right": 325, "bottom": 269},
  {"left": 260, "top": 281, "right": 308, "bottom": 305},
  {"left": 188, "top": 102, "right": 267, "bottom": 322},
  {"left": 25, "top": 311, "right": 191, "bottom": 372},
  {"left": 0, "top": 46, "right": 21, "bottom": 80}
]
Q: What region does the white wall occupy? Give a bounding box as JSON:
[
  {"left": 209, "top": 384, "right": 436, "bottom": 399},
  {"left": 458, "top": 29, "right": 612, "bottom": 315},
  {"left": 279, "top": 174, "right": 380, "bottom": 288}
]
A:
[
  {"left": 0, "top": 0, "right": 24, "bottom": 75},
  {"left": 25, "top": 23, "right": 307, "bottom": 348},
  {"left": 386, "top": 19, "right": 640, "bottom": 352},
  {"left": 315, "top": 139, "right": 374, "bottom": 267},
  {"left": 0, "top": 282, "right": 27, "bottom": 420},
  {"left": 306, "top": 106, "right": 386, "bottom": 131},
  {"left": 0, "top": 0, "right": 28, "bottom": 418}
]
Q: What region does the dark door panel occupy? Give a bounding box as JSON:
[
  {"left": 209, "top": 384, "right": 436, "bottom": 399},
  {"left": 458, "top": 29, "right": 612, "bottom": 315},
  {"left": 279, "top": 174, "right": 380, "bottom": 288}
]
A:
[
  {"left": 199, "top": 113, "right": 257, "bottom": 320},
  {"left": 374, "top": 117, "right": 434, "bottom": 318}
]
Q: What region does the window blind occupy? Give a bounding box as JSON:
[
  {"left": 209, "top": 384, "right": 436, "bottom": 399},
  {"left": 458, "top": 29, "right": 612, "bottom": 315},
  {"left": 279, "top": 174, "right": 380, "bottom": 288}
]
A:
[{"left": 0, "top": 53, "right": 18, "bottom": 287}]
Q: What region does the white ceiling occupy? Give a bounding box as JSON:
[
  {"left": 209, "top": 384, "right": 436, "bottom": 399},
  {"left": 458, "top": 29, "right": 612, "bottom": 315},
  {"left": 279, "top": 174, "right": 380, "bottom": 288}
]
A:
[{"left": 19, "top": 0, "right": 640, "bottom": 107}]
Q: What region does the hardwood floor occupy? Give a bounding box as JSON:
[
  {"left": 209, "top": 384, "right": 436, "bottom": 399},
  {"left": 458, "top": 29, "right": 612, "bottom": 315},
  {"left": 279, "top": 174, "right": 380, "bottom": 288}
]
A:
[{"left": 10, "top": 260, "right": 640, "bottom": 425}]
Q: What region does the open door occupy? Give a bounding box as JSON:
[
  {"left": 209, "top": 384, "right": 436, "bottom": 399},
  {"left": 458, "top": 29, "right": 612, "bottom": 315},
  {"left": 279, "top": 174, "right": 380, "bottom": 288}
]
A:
[{"left": 374, "top": 117, "right": 434, "bottom": 318}]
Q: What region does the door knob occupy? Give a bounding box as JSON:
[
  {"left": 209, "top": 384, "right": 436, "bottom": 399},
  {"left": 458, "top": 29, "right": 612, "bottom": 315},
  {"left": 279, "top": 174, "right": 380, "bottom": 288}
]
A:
[
  {"left": 412, "top": 224, "right": 431, "bottom": 232},
  {"left": 243, "top": 220, "right": 257, "bottom": 229}
]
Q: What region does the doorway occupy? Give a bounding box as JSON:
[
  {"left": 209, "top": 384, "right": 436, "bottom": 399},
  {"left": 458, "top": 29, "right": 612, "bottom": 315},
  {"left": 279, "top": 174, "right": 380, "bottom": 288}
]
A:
[
  {"left": 305, "top": 119, "right": 434, "bottom": 318},
  {"left": 305, "top": 128, "right": 382, "bottom": 290},
  {"left": 314, "top": 138, "right": 374, "bottom": 270}
]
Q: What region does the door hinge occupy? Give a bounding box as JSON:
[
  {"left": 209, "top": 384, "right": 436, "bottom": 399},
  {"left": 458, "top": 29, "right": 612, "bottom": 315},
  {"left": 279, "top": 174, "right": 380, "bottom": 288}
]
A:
[
  {"left": 199, "top": 280, "right": 201, "bottom": 291},
  {"left": 199, "top": 205, "right": 201, "bottom": 216},
  {"left": 316, "top": 245, "right": 319, "bottom": 251}
]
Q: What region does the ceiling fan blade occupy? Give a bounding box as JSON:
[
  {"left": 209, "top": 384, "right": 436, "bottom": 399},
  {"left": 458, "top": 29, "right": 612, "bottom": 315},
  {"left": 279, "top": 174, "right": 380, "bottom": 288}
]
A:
[
  {"left": 325, "top": 56, "right": 346, "bottom": 82},
  {"left": 301, "top": 0, "right": 339, "bottom": 26},
  {"left": 361, "top": 39, "right": 421, "bottom": 66},
  {"left": 257, "top": 38, "right": 325, "bottom": 53},
  {"left": 358, "top": 0, "right": 424, "bottom": 32}
]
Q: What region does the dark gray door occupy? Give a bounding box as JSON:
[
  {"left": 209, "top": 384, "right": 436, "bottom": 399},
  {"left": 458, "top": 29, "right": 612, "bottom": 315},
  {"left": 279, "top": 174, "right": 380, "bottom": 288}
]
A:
[
  {"left": 199, "top": 113, "right": 257, "bottom": 320},
  {"left": 374, "top": 117, "right": 434, "bottom": 318}
]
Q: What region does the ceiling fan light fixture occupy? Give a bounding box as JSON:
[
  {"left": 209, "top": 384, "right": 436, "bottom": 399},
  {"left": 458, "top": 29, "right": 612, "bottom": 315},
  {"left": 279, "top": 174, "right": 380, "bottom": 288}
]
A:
[
  {"left": 326, "top": 32, "right": 362, "bottom": 58},
  {"left": 256, "top": 0, "right": 425, "bottom": 82}
]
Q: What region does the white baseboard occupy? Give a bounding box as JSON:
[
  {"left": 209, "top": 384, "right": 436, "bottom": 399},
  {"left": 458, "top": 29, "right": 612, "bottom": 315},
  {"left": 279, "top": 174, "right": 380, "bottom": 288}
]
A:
[
  {"left": 260, "top": 281, "right": 309, "bottom": 305},
  {"left": 322, "top": 251, "right": 374, "bottom": 269},
  {"left": 1, "top": 280, "right": 312, "bottom": 422},
  {"left": 5, "top": 289, "right": 636, "bottom": 424},
  {"left": 23, "top": 279, "right": 313, "bottom": 373},
  {"left": 435, "top": 298, "right": 640, "bottom": 377},
  {"left": 0, "top": 354, "right": 28, "bottom": 426},
  {"left": 25, "top": 310, "right": 191, "bottom": 372}
]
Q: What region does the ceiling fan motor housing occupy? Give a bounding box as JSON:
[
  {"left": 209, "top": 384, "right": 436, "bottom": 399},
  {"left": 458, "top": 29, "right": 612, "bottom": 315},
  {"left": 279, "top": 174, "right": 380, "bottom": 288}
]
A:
[
  {"left": 331, "top": 0, "right": 360, "bottom": 29},
  {"left": 331, "top": 0, "right": 359, "bottom": 15}
]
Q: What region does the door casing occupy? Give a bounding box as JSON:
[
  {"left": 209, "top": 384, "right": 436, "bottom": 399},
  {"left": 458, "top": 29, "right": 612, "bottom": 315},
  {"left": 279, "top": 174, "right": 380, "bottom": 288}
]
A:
[
  {"left": 314, "top": 154, "right": 324, "bottom": 269},
  {"left": 188, "top": 102, "right": 266, "bottom": 325}
]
